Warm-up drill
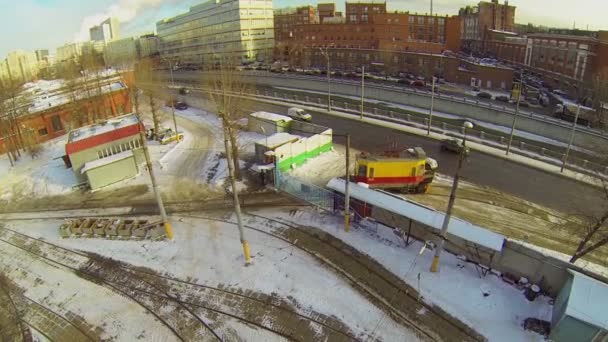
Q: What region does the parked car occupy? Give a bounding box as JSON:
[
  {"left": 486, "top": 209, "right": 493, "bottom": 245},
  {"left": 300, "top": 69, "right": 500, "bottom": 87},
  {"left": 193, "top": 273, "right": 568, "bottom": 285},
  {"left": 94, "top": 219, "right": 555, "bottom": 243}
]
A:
[
  {"left": 519, "top": 100, "right": 530, "bottom": 108},
  {"left": 477, "top": 92, "right": 492, "bottom": 99},
  {"left": 412, "top": 80, "right": 425, "bottom": 87},
  {"left": 397, "top": 78, "right": 411, "bottom": 85},
  {"left": 495, "top": 95, "right": 510, "bottom": 102},
  {"left": 175, "top": 101, "right": 188, "bottom": 110},
  {"left": 287, "top": 107, "right": 312, "bottom": 122},
  {"left": 472, "top": 86, "right": 480, "bottom": 92},
  {"left": 179, "top": 87, "right": 190, "bottom": 95},
  {"left": 333, "top": 70, "right": 343, "bottom": 77},
  {"left": 440, "top": 138, "right": 470, "bottom": 155},
  {"left": 527, "top": 97, "right": 539, "bottom": 105}
]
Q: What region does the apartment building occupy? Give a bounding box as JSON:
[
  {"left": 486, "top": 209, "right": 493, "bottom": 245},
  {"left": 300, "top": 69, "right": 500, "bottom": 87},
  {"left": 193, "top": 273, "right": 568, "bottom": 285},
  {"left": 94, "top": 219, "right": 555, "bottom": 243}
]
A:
[
  {"left": 274, "top": 6, "right": 318, "bottom": 43},
  {"left": 317, "top": 3, "right": 336, "bottom": 23},
  {"left": 156, "top": 0, "right": 275, "bottom": 66},
  {"left": 90, "top": 17, "right": 120, "bottom": 42},
  {"left": 460, "top": 0, "right": 516, "bottom": 52}
]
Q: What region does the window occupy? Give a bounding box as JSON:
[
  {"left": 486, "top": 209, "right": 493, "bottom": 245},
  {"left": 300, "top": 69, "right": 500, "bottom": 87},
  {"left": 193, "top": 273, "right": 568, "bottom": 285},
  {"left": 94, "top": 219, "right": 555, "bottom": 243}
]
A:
[
  {"left": 51, "top": 115, "right": 63, "bottom": 132},
  {"left": 38, "top": 128, "right": 48, "bottom": 136},
  {"left": 358, "top": 165, "right": 367, "bottom": 177},
  {"left": 350, "top": 15, "right": 357, "bottom": 22},
  {"left": 417, "top": 17, "right": 424, "bottom": 24},
  {"left": 429, "top": 18, "right": 435, "bottom": 24},
  {"left": 97, "top": 151, "right": 103, "bottom": 159},
  {"left": 409, "top": 16, "right": 414, "bottom": 23}
]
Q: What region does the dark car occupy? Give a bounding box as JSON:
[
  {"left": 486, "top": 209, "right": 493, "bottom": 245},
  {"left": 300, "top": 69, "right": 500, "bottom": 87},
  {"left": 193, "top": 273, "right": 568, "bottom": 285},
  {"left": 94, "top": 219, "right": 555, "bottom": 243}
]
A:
[
  {"left": 495, "top": 95, "right": 510, "bottom": 102},
  {"left": 179, "top": 87, "right": 190, "bottom": 95},
  {"left": 333, "top": 70, "right": 343, "bottom": 77},
  {"left": 440, "top": 138, "right": 470, "bottom": 155},
  {"left": 412, "top": 80, "right": 425, "bottom": 87},
  {"left": 175, "top": 101, "right": 188, "bottom": 110},
  {"left": 397, "top": 78, "right": 411, "bottom": 85},
  {"left": 477, "top": 92, "right": 492, "bottom": 99}
]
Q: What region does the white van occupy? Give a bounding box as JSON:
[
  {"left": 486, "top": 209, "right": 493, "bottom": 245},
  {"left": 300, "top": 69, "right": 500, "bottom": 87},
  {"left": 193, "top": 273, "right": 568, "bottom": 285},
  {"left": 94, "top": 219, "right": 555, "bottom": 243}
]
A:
[{"left": 287, "top": 107, "right": 312, "bottom": 122}]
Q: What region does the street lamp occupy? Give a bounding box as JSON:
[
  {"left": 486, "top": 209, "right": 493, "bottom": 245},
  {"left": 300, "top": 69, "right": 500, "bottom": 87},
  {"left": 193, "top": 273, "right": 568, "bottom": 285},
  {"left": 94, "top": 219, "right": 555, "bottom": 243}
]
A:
[
  {"left": 430, "top": 121, "right": 474, "bottom": 273},
  {"left": 561, "top": 104, "right": 581, "bottom": 172},
  {"left": 161, "top": 57, "right": 179, "bottom": 140},
  {"left": 318, "top": 45, "right": 334, "bottom": 112},
  {"left": 506, "top": 69, "right": 524, "bottom": 155},
  {"left": 427, "top": 54, "right": 443, "bottom": 136}
]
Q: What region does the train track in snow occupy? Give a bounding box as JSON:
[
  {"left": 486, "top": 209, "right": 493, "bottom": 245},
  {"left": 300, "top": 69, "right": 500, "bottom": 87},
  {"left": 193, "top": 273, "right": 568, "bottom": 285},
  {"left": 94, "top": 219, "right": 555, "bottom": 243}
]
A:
[
  {"left": 0, "top": 226, "right": 358, "bottom": 342},
  {"left": 179, "top": 211, "right": 485, "bottom": 342}
]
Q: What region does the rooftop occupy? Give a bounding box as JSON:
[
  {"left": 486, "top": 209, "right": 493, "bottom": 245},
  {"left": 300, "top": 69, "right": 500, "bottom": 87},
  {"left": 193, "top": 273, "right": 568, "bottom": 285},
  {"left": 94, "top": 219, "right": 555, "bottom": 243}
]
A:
[
  {"left": 68, "top": 114, "right": 139, "bottom": 144},
  {"left": 566, "top": 270, "right": 608, "bottom": 330},
  {"left": 256, "top": 132, "right": 301, "bottom": 149},
  {"left": 250, "top": 111, "right": 293, "bottom": 123}
]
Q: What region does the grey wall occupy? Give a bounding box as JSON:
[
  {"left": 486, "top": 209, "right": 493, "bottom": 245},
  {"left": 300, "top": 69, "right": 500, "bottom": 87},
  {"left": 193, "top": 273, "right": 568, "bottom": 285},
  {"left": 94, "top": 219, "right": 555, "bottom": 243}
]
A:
[{"left": 234, "top": 73, "right": 608, "bottom": 151}]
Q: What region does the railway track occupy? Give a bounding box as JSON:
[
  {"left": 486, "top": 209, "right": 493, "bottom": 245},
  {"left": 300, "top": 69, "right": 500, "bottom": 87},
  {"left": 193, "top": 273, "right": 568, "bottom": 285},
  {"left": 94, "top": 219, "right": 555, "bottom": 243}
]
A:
[
  {"left": 179, "top": 211, "right": 486, "bottom": 342},
  {"left": 0, "top": 226, "right": 358, "bottom": 341}
]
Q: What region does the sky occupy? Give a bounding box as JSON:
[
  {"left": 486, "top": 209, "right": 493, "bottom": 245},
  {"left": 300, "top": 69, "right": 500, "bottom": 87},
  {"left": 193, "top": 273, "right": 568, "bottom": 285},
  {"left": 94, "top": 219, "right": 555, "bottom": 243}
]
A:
[{"left": 1, "top": 0, "right": 607, "bottom": 58}]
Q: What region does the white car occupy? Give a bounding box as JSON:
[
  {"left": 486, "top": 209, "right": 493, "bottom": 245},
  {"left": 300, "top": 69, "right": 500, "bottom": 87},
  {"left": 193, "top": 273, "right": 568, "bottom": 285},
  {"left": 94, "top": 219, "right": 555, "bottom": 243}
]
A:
[{"left": 287, "top": 107, "right": 312, "bottom": 122}]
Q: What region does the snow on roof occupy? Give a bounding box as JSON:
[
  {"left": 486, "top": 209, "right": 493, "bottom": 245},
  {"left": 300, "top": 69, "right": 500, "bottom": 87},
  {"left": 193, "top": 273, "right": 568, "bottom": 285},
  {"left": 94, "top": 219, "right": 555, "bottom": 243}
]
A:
[
  {"left": 250, "top": 111, "right": 293, "bottom": 123},
  {"left": 566, "top": 270, "right": 608, "bottom": 330},
  {"left": 81, "top": 150, "right": 134, "bottom": 174},
  {"left": 256, "top": 132, "right": 300, "bottom": 149},
  {"left": 68, "top": 114, "right": 139, "bottom": 143},
  {"left": 327, "top": 178, "right": 505, "bottom": 252},
  {"left": 28, "top": 80, "right": 125, "bottom": 114}
]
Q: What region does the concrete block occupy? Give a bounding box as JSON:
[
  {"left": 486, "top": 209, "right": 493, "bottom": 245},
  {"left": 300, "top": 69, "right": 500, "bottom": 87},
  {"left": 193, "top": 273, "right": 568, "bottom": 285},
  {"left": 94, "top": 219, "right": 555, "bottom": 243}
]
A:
[
  {"left": 131, "top": 220, "right": 149, "bottom": 239},
  {"left": 118, "top": 220, "right": 133, "bottom": 237},
  {"left": 105, "top": 220, "right": 119, "bottom": 237},
  {"left": 69, "top": 220, "right": 83, "bottom": 235},
  {"left": 149, "top": 224, "right": 166, "bottom": 240},
  {"left": 59, "top": 223, "right": 71, "bottom": 238},
  {"left": 81, "top": 219, "right": 94, "bottom": 236},
  {"left": 93, "top": 220, "right": 109, "bottom": 236}
]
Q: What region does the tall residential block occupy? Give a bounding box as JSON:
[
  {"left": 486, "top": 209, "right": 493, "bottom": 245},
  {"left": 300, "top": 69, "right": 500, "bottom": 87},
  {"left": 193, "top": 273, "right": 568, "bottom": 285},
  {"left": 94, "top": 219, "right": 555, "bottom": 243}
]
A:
[
  {"left": 156, "top": 0, "right": 275, "bottom": 66},
  {"left": 345, "top": 1, "right": 386, "bottom": 24},
  {"left": 90, "top": 17, "right": 120, "bottom": 42},
  {"left": 274, "top": 6, "right": 318, "bottom": 44},
  {"left": 460, "top": 0, "right": 515, "bottom": 52}
]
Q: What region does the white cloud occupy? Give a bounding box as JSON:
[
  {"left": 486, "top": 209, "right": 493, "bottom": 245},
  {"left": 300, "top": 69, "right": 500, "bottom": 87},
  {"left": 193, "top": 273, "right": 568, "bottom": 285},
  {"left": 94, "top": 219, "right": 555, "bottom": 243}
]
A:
[{"left": 74, "top": 0, "right": 167, "bottom": 42}]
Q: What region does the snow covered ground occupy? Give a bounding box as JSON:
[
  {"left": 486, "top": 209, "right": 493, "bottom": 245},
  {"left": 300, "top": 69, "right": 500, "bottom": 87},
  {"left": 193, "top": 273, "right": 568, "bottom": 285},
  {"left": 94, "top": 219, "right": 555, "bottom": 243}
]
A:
[
  {"left": 5, "top": 217, "right": 417, "bottom": 341},
  {"left": 0, "top": 136, "right": 77, "bottom": 202},
  {"left": 261, "top": 208, "right": 554, "bottom": 342}
]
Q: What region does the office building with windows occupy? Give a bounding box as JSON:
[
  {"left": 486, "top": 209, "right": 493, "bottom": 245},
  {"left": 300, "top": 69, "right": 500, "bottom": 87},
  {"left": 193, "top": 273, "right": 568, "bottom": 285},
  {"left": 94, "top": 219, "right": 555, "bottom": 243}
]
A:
[{"left": 156, "top": 0, "right": 275, "bottom": 66}]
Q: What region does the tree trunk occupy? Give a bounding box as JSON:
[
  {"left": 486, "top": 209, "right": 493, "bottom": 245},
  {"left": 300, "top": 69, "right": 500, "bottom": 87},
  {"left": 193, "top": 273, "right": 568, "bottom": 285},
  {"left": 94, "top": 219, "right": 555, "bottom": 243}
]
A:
[{"left": 228, "top": 125, "right": 241, "bottom": 180}]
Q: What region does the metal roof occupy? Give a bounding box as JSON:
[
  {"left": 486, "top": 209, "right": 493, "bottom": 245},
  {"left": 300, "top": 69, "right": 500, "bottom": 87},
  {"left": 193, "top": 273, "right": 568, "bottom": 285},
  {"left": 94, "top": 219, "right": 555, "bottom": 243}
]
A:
[
  {"left": 327, "top": 178, "right": 505, "bottom": 252},
  {"left": 566, "top": 270, "right": 608, "bottom": 330}
]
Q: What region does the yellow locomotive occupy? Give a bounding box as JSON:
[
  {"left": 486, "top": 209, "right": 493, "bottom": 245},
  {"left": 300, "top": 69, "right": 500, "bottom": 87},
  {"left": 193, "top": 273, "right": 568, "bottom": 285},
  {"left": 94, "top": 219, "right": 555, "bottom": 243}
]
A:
[{"left": 353, "top": 147, "right": 437, "bottom": 193}]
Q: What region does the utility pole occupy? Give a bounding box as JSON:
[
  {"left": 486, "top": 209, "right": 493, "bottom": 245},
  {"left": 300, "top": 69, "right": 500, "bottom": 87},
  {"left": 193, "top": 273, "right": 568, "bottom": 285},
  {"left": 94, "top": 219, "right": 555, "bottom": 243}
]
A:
[
  {"left": 430, "top": 121, "right": 473, "bottom": 273},
  {"left": 561, "top": 104, "right": 581, "bottom": 173},
  {"left": 360, "top": 66, "right": 365, "bottom": 119},
  {"left": 135, "top": 111, "right": 173, "bottom": 240},
  {"left": 427, "top": 76, "right": 436, "bottom": 135},
  {"left": 163, "top": 57, "right": 179, "bottom": 138},
  {"left": 430, "top": 0, "right": 433, "bottom": 16},
  {"left": 344, "top": 134, "right": 351, "bottom": 232},
  {"left": 506, "top": 71, "right": 524, "bottom": 155},
  {"left": 319, "top": 46, "right": 332, "bottom": 112}
]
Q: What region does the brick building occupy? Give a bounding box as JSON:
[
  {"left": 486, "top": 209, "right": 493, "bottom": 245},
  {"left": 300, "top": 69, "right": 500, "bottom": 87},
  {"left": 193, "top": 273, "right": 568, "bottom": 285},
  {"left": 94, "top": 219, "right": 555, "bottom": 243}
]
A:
[
  {"left": 460, "top": 0, "right": 516, "bottom": 52},
  {"left": 0, "top": 77, "right": 132, "bottom": 155},
  {"left": 345, "top": 1, "right": 386, "bottom": 24},
  {"left": 484, "top": 30, "right": 608, "bottom": 90},
  {"left": 274, "top": 6, "right": 318, "bottom": 55},
  {"left": 317, "top": 3, "right": 337, "bottom": 23}
]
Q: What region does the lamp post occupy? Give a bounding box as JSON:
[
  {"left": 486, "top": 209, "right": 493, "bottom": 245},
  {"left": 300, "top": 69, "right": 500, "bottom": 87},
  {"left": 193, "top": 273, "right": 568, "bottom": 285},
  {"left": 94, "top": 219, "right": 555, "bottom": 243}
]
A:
[
  {"left": 561, "top": 104, "right": 581, "bottom": 173},
  {"left": 161, "top": 57, "right": 179, "bottom": 139},
  {"left": 506, "top": 70, "right": 524, "bottom": 155},
  {"left": 427, "top": 54, "right": 443, "bottom": 135},
  {"left": 430, "top": 121, "right": 474, "bottom": 273},
  {"left": 318, "top": 46, "right": 333, "bottom": 112},
  {"left": 360, "top": 65, "right": 365, "bottom": 119}
]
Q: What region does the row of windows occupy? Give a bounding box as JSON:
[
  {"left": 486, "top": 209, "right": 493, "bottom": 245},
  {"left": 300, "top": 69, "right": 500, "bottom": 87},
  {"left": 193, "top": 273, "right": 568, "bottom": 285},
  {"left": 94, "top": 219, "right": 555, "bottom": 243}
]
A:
[{"left": 96, "top": 139, "right": 141, "bottom": 159}]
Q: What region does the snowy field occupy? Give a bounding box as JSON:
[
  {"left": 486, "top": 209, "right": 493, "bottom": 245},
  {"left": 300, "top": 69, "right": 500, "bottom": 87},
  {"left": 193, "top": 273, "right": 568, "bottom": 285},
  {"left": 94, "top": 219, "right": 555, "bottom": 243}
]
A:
[
  {"left": 4, "top": 216, "right": 417, "bottom": 341},
  {"left": 260, "top": 208, "right": 554, "bottom": 342}
]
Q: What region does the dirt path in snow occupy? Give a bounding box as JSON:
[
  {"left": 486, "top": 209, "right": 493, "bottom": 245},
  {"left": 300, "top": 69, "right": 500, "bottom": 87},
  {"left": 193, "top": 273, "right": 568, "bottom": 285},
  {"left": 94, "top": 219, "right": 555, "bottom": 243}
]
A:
[{"left": 273, "top": 221, "right": 486, "bottom": 342}]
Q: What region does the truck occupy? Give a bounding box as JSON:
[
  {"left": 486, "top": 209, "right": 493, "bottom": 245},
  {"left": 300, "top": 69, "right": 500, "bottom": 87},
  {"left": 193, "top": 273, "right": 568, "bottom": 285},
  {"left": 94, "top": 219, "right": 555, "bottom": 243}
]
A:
[{"left": 287, "top": 107, "right": 312, "bottom": 122}]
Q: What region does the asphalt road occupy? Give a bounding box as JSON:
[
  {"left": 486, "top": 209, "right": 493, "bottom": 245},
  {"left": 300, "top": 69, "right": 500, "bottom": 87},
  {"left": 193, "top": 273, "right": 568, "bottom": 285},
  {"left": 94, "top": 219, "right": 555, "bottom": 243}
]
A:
[{"left": 227, "top": 96, "right": 606, "bottom": 216}]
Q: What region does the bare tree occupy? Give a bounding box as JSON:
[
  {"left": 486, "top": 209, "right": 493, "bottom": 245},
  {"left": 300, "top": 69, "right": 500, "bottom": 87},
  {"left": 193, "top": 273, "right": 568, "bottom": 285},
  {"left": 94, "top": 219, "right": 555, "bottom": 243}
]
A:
[
  {"left": 204, "top": 59, "right": 252, "bottom": 265},
  {"left": 569, "top": 181, "right": 608, "bottom": 263},
  {"left": 134, "top": 58, "right": 163, "bottom": 139},
  {"left": 0, "top": 77, "right": 26, "bottom": 158}
]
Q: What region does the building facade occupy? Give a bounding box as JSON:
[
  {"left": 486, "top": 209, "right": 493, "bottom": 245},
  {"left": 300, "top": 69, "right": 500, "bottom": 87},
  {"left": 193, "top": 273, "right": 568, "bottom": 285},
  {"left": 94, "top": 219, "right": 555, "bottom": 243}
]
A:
[
  {"left": 484, "top": 30, "right": 608, "bottom": 88},
  {"left": 137, "top": 34, "right": 159, "bottom": 58},
  {"left": 317, "top": 3, "right": 336, "bottom": 23},
  {"left": 89, "top": 17, "right": 120, "bottom": 42},
  {"left": 104, "top": 37, "right": 138, "bottom": 68},
  {"left": 345, "top": 1, "right": 386, "bottom": 24},
  {"left": 0, "top": 77, "right": 132, "bottom": 155},
  {"left": 3, "top": 50, "right": 39, "bottom": 83},
  {"left": 274, "top": 6, "right": 318, "bottom": 43},
  {"left": 56, "top": 42, "right": 84, "bottom": 63},
  {"left": 460, "top": 0, "right": 516, "bottom": 52},
  {"left": 156, "top": 0, "right": 275, "bottom": 66}
]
